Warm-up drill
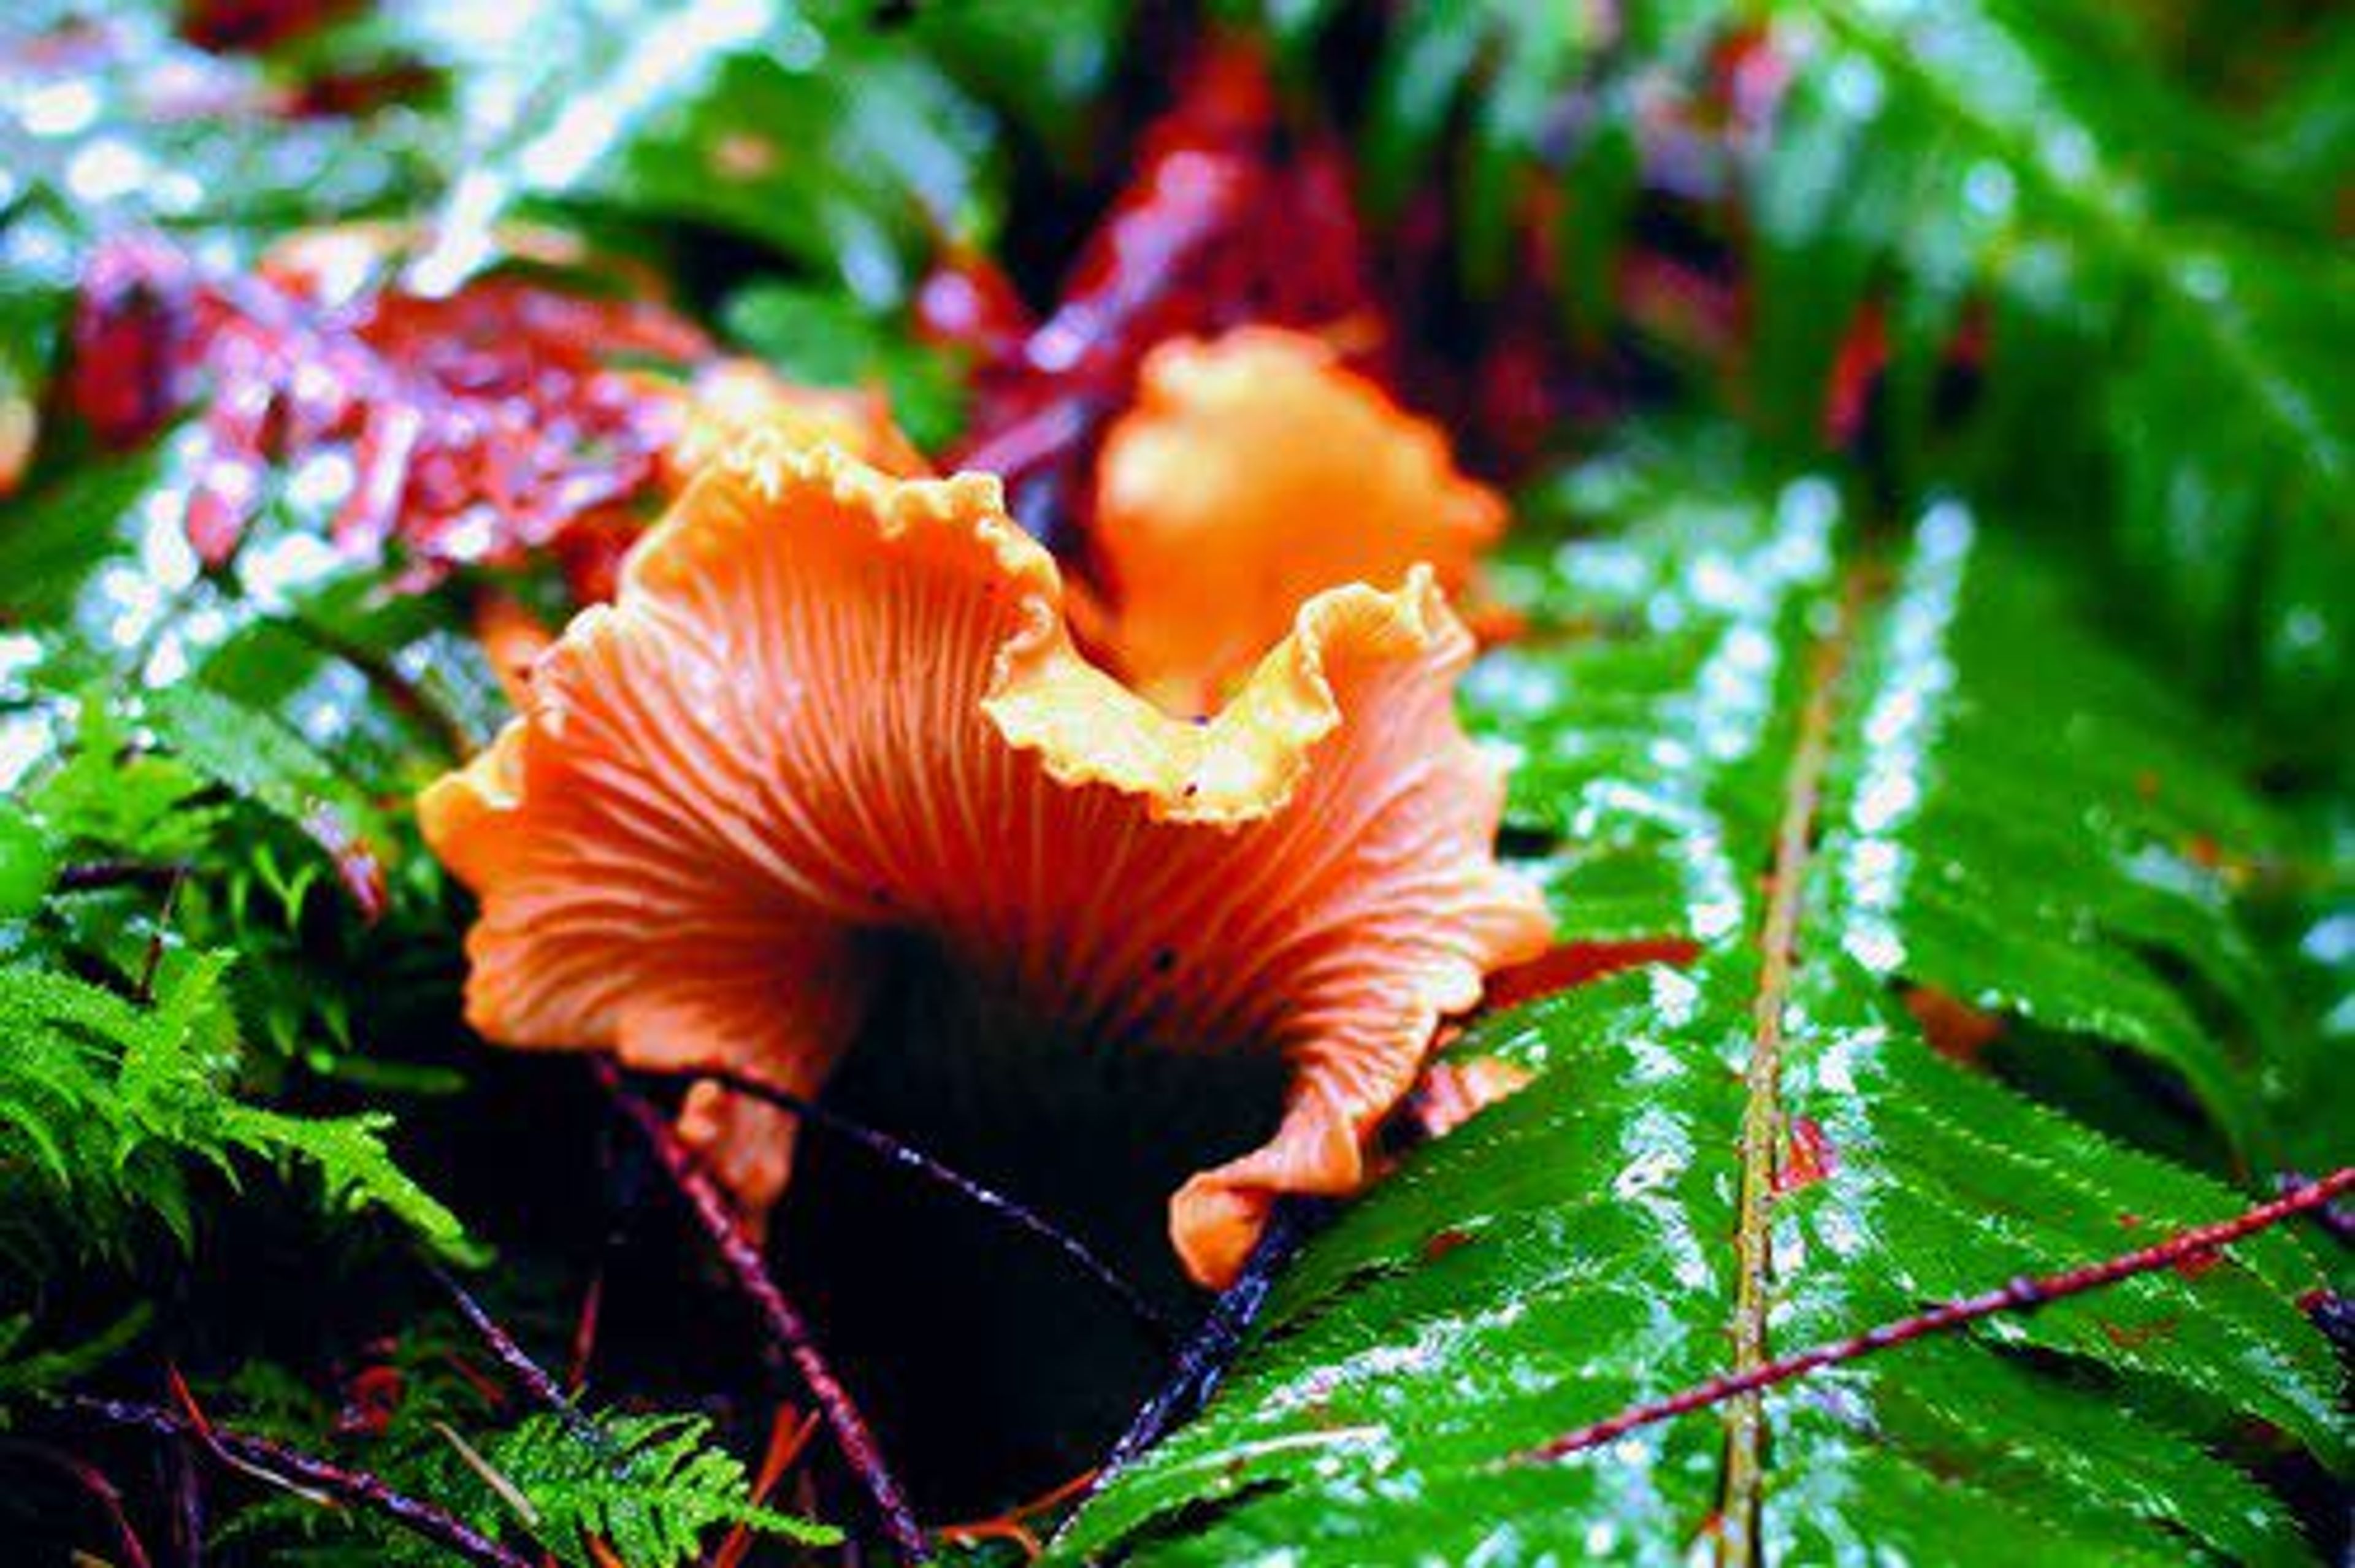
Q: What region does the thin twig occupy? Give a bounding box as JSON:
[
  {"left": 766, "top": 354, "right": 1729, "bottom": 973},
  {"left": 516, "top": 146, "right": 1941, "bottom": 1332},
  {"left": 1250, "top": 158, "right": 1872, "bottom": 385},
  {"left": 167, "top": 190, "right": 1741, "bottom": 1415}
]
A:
[
  {"left": 937, "top": 1466, "right": 1098, "bottom": 1563},
  {"left": 0, "top": 1437, "right": 155, "bottom": 1568},
  {"left": 55, "top": 860, "right": 194, "bottom": 894},
  {"left": 1076, "top": 1198, "right": 1325, "bottom": 1510},
  {"left": 133, "top": 865, "right": 188, "bottom": 1006},
  {"left": 2276, "top": 1170, "right": 2355, "bottom": 1245},
  {"left": 595, "top": 1062, "right": 929, "bottom": 1561},
  {"left": 61, "top": 1394, "right": 532, "bottom": 1568},
  {"left": 1516, "top": 1167, "right": 2355, "bottom": 1464},
  {"left": 713, "top": 1405, "right": 819, "bottom": 1568},
  {"left": 567, "top": 1268, "right": 605, "bottom": 1399},
  {"left": 169, "top": 1431, "right": 205, "bottom": 1568},
  {"left": 426, "top": 1263, "right": 607, "bottom": 1450},
  {"left": 675, "top": 1065, "right": 1173, "bottom": 1346}
]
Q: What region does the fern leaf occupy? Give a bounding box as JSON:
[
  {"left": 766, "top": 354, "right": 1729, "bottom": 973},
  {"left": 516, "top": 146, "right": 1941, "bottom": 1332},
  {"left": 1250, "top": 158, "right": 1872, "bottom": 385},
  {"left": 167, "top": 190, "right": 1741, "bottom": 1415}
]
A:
[
  {"left": 397, "top": 1411, "right": 837, "bottom": 1568},
  {"left": 1254, "top": 0, "right": 2351, "bottom": 747},
  {"left": 0, "top": 955, "right": 470, "bottom": 1276},
  {"left": 1059, "top": 430, "right": 2346, "bottom": 1564},
  {"left": 370, "top": 0, "right": 995, "bottom": 303},
  {"left": 1752, "top": 0, "right": 2353, "bottom": 745},
  {"left": 494, "top": 1412, "right": 837, "bottom": 1566}
]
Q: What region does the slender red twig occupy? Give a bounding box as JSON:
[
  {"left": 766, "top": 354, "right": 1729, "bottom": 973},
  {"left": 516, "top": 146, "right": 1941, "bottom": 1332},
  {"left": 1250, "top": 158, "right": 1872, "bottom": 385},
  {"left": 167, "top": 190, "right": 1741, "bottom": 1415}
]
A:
[
  {"left": 427, "top": 1263, "right": 607, "bottom": 1451},
  {"left": 712, "top": 1404, "right": 819, "bottom": 1568},
  {"left": 132, "top": 865, "right": 188, "bottom": 1006},
  {"left": 61, "top": 1394, "right": 532, "bottom": 1568},
  {"left": 2277, "top": 1170, "right": 2355, "bottom": 1245},
  {"left": 1517, "top": 1167, "right": 2355, "bottom": 1463},
  {"left": 595, "top": 1063, "right": 929, "bottom": 1562},
  {"left": 567, "top": 1266, "right": 605, "bottom": 1398},
  {"left": 0, "top": 1437, "right": 155, "bottom": 1568},
  {"left": 673, "top": 1065, "right": 1173, "bottom": 1345}
]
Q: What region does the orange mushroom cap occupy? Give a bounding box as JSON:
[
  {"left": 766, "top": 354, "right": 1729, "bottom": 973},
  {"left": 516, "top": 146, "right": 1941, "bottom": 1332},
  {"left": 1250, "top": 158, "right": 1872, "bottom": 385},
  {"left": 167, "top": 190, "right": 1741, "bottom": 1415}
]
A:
[
  {"left": 419, "top": 438, "right": 1549, "bottom": 1287},
  {"left": 1092, "top": 326, "right": 1507, "bottom": 714},
  {"left": 662, "top": 359, "right": 929, "bottom": 486}
]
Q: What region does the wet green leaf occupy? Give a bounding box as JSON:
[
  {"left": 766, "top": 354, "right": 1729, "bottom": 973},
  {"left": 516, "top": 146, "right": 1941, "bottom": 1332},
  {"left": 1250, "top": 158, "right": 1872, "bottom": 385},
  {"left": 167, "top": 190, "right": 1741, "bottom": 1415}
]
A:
[{"left": 1063, "top": 432, "right": 2343, "bottom": 1565}]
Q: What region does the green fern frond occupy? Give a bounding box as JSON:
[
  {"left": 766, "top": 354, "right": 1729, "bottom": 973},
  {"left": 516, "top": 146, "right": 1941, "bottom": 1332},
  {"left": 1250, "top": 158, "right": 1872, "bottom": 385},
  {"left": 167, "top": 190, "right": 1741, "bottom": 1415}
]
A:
[
  {"left": 1060, "top": 429, "right": 2346, "bottom": 1564},
  {"left": 1252, "top": 0, "right": 2351, "bottom": 751},
  {"left": 457, "top": 1411, "right": 838, "bottom": 1567},
  {"left": 0, "top": 1307, "right": 151, "bottom": 1405},
  {"left": 0, "top": 954, "right": 470, "bottom": 1282}
]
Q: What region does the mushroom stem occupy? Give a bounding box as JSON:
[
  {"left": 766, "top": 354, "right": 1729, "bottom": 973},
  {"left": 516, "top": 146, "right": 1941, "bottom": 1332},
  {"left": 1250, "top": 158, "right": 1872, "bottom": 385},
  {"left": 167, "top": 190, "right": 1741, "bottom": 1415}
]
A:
[{"left": 597, "top": 1063, "right": 929, "bottom": 1561}]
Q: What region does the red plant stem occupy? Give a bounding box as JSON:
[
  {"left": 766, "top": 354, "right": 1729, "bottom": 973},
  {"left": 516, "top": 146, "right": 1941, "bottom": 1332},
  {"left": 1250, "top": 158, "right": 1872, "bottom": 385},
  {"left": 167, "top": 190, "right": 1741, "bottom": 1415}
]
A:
[
  {"left": 61, "top": 1395, "right": 532, "bottom": 1568},
  {"left": 427, "top": 1263, "right": 607, "bottom": 1451},
  {"left": 132, "top": 866, "right": 188, "bottom": 1006},
  {"left": 567, "top": 1266, "right": 605, "bottom": 1397},
  {"left": 596, "top": 1063, "right": 930, "bottom": 1562},
  {"left": 0, "top": 1437, "right": 155, "bottom": 1568},
  {"left": 1520, "top": 1167, "right": 2355, "bottom": 1464},
  {"left": 2278, "top": 1170, "right": 2355, "bottom": 1245},
  {"left": 678, "top": 1065, "right": 1173, "bottom": 1347}
]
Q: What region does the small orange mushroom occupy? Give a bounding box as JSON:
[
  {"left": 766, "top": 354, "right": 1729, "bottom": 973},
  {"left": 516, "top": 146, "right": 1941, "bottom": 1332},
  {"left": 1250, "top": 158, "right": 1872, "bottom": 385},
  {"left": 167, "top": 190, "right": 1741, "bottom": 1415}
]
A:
[
  {"left": 1091, "top": 326, "right": 1507, "bottom": 714},
  {"left": 420, "top": 438, "right": 1549, "bottom": 1287}
]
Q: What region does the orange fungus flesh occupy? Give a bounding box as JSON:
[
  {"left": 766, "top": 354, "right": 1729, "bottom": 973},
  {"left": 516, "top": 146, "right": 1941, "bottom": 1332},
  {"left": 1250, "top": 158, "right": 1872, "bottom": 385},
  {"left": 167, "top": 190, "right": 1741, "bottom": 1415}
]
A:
[
  {"left": 420, "top": 438, "right": 1549, "bottom": 1287},
  {"left": 1092, "top": 326, "right": 1507, "bottom": 714},
  {"left": 662, "top": 359, "right": 929, "bottom": 486}
]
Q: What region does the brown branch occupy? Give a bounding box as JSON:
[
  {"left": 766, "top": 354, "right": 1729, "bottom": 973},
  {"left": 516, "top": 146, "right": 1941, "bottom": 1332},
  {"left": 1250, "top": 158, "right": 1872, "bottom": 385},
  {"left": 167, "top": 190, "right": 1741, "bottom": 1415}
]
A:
[
  {"left": 1517, "top": 1167, "right": 2355, "bottom": 1464},
  {"left": 60, "top": 1394, "right": 532, "bottom": 1568},
  {"left": 595, "top": 1062, "right": 929, "bottom": 1561},
  {"left": 675, "top": 1065, "right": 1173, "bottom": 1347}
]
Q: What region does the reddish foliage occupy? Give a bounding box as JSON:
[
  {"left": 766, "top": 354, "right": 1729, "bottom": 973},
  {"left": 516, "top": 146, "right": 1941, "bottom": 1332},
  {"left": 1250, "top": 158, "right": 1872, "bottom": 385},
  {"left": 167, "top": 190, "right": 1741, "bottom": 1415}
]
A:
[
  {"left": 71, "top": 242, "right": 201, "bottom": 448},
  {"left": 1773, "top": 1115, "right": 1839, "bottom": 1196},
  {"left": 915, "top": 247, "right": 1034, "bottom": 366},
  {"left": 1904, "top": 983, "right": 2006, "bottom": 1065},
  {"left": 1820, "top": 299, "right": 1993, "bottom": 448},
  {"left": 2098, "top": 1314, "right": 2182, "bottom": 1350},
  {"left": 2172, "top": 1245, "right": 2225, "bottom": 1281},
  {"left": 939, "top": 39, "right": 1382, "bottom": 545},
  {"left": 1709, "top": 23, "right": 1796, "bottom": 142},
  {"left": 68, "top": 235, "right": 707, "bottom": 594},
  {"left": 1822, "top": 302, "right": 1891, "bottom": 447},
  {"left": 1482, "top": 936, "right": 1702, "bottom": 1011},
  {"left": 303, "top": 805, "right": 388, "bottom": 923},
  {"left": 178, "top": 0, "right": 354, "bottom": 53},
  {"left": 1421, "top": 1226, "right": 1476, "bottom": 1263},
  {"left": 334, "top": 1363, "right": 404, "bottom": 1438}
]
